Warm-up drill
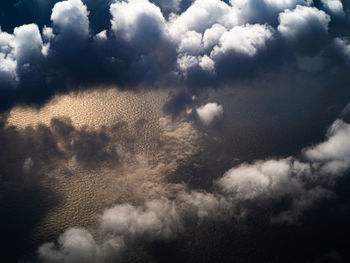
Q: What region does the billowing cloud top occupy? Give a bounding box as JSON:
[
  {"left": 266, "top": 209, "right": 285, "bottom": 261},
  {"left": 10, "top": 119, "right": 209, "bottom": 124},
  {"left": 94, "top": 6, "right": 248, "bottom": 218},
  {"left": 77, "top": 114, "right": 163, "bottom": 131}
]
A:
[{"left": 0, "top": 0, "right": 349, "bottom": 111}]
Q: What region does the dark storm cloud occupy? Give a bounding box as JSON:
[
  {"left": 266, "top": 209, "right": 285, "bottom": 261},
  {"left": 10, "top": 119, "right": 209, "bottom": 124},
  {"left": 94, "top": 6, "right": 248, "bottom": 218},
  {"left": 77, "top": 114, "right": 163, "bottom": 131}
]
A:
[{"left": 0, "top": 0, "right": 349, "bottom": 113}]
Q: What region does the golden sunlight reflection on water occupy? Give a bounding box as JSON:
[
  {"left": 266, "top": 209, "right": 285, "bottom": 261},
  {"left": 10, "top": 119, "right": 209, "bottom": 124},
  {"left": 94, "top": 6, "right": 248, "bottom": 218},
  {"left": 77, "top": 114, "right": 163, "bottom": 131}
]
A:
[{"left": 7, "top": 87, "right": 200, "bottom": 242}]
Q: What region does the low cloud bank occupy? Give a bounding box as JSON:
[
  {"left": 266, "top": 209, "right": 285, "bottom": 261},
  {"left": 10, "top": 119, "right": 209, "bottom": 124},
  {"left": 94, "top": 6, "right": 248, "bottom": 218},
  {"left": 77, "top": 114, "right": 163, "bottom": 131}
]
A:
[{"left": 0, "top": 0, "right": 349, "bottom": 111}]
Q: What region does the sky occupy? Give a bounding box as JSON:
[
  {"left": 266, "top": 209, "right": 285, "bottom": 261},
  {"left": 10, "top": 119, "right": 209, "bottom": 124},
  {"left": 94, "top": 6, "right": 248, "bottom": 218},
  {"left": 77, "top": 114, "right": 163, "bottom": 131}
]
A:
[{"left": 1, "top": 0, "right": 350, "bottom": 262}]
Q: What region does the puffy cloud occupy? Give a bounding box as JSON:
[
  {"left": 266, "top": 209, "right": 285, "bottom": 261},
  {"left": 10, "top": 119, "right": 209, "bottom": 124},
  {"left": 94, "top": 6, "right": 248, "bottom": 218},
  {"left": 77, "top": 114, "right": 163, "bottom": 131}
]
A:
[
  {"left": 177, "top": 30, "right": 203, "bottom": 55},
  {"left": 196, "top": 102, "right": 223, "bottom": 125},
  {"left": 0, "top": 24, "right": 44, "bottom": 85},
  {"left": 215, "top": 116, "right": 350, "bottom": 220},
  {"left": 38, "top": 228, "right": 100, "bottom": 263},
  {"left": 174, "top": 22, "right": 274, "bottom": 80},
  {"left": 0, "top": 0, "right": 91, "bottom": 103},
  {"left": 46, "top": 0, "right": 90, "bottom": 78},
  {"left": 0, "top": 30, "right": 14, "bottom": 55},
  {"left": 229, "top": 0, "right": 313, "bottom": 27},
  {"left": 168, "top": 0, "right": 238, "bottom": 40},
  {"left": 278, "top": 5, "right": 330, "bottom": 51},
  {"left": 333, "top": 37, "right": 350, "bottom": 62},
  {"left": 110, "top": 0, "right": 166, "bottom": 43},
  {"left": 304, "top": 119, "right": 350, "bottom": 175},
  {"left": 210, "top": 23, "right": 274, "bottom": 58},
  {"left": 176, "top": 54, "right": 215, "bottom": 75},
  {"left": 151, "top": 0, "right": 183, "bottom": 14},
  {"left": 36, "top": 112, "right": 350, "bottom": 261},
  {"left": 3, "top": 1, "right": 350, "bottom": 261},
  {"left": 0, "top": 23, "right": 46, "bottom": 95},
  {"left": 51, "top": 0, "right": 90, "bottom": 38},
  {"left": 217, "top": 158, "right": 329, "bottom": 222},
  {"left": 263, "top": 0, "right": 311, "bottom": 9},
  {"left": 0, "top": 53, "right": 16, "bottom": 86},
  {"left": 320, "top": 0, "right": 345, "bottom": 17},
  {"left": 94, "top": 29, "right": 107, "bottom": 41},
  {"left": 101, "top": 198, "right": 181, "bottom": 239},
  {"left": 108, "top": 0, "right": 177, "bottom": 83},
  {"left": 0, "top": 0, "right": 349, "bottom": 112},
  {"left": 13, "top": 24, "right": 43, "bottom": 65},
  {"left": 218, "top": 159, "right": 294, "bottom": 199},
  {"left": 39, "top": 199, "right": 180, "bottom": 262},
  {"left": 0, "top": 30, "right": 16, "bottom": 86},
  {"left": 202, "top": 23, "right": 226, "bottom": 50},
  {"left": 177, "top": 191, "right": 228, "bottom": 218},
  {"left": 198, "top": 54, "right": 215, "bottom": 71}
]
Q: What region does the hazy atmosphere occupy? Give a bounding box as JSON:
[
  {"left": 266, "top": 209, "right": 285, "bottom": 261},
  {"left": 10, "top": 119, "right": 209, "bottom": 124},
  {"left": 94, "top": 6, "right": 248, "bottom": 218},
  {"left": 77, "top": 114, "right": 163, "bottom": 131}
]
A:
[{"left": 1, "top": 0, "right": 350, "bottom": 262}]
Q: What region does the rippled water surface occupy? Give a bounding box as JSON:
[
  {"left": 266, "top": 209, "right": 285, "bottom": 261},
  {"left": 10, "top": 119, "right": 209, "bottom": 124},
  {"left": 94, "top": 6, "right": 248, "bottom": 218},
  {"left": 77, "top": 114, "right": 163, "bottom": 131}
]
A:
[{"left": 7, "top": 88, "right": 200, "bottom": 242}]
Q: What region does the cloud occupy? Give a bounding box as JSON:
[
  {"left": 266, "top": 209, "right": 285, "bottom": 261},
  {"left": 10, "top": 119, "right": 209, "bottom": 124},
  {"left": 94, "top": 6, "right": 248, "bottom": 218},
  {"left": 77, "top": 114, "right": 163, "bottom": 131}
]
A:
[
  {"left": 101, "top": 198, "right": 181, "bottom": 239},
  {"left": 320, "top": 0, "right": 345, "bottom": 17},
  {"left": 0, "top": 30, "right": 17, "bottom": 86},
  {"left": 39, "top": 199, "right": 180, "bottom": 263},
  {"left": 263, "top": 0, "right": 311, "bottom": 9},
  {"left": 278, "top": 5, "right": 330, "bottom": 52},
  {"left": 333, "top": 37, "right": 350, "bottom": 62},
  {"left": 232, "top": 0, "right": 312, "bottom": 25},
  {"left": 37, "top": 189, "right": 228, "bottom": 262},
  {"left": 2, "top": 1, "right": 350, "bottom": 262},
  {"left": 94, "top": 29, "right": 107, "bottom": 41},
  {"left": 38, "top": 228, "right": 100, "bottom": 263},
  {"left": 0, "top": 0, "right": 348, "bottom": 112},
  {"left": 210, "top": 23, "right": 274, "bottom": 58},
  {"left": 13, "top": 24, "right": 44, "bottom": 65},
  {"left": 177, "top": 190, "right": 228, "bottom": 218},
  {"left": 110, "top": 0, "right": 165, "bottom": 43},
  {"left": 174, "top": 22, "right": 274, "bottom": 79},
  {"left": 168, "top": 0, "right": 238, "bottom": 39},
  {"left": 304, "top": 119, "right": 350, "bottom": 176},
  {"left": 218, "top": 158, "right": 294, "bottom": 199},
  {"left": 0, "top": 86, "right": 210, "bottom": 261},
  {"left": 51, "top": 0, "right": 90, "bottom": 38},
  {"left": 0, "top": 23, "right": 44, "bottom": 89},
  {"left": 217, "top": 158, "right": 328, "bottom": 222},
  {"left": 278, "top": 5, "right": 330, "bottom": 38},
  {"left": 171, "top": 1, "right": 276, "bottom": 82},
  {"left": 151, "top": 0, "right": 183, "bottom": 14},
  {"left": 196, "top": 102, "right": 223, "bottom": 125},
  {"left": 34, "top": 106, "right": 350, "bottom": 262}
]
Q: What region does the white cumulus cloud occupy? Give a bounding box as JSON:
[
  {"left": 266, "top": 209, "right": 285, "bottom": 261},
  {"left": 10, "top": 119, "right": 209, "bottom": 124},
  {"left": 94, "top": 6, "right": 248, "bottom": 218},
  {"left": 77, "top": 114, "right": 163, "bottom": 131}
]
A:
[
  {"left": 196, "top": 102, "right": 224, "bottom": 125},
  {"left": 51, "top": 0, "right": 90, "bottom": 37}
]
